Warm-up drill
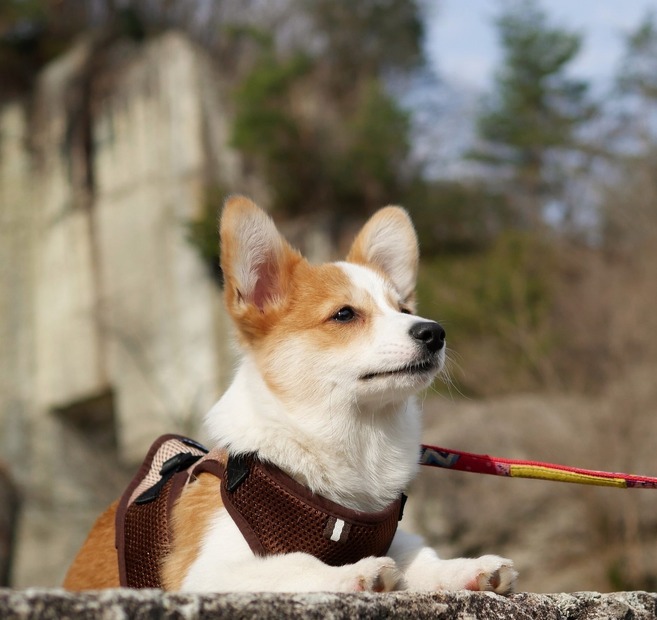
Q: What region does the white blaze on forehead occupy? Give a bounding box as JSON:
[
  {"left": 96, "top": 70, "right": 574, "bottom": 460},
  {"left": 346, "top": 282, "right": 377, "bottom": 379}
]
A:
[{"left": 336, "top": 262, "right": 399, "bottom": 313}]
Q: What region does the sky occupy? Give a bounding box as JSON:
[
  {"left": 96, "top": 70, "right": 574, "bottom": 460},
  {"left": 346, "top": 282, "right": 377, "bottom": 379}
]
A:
[{"left": 425, "top": 0, "right": 657, "bottom": 91}]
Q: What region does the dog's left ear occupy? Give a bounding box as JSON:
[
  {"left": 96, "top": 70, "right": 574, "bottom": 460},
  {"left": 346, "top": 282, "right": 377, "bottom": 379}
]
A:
[
  {"left": 346, "top": 207, "right": 419, "bottom": 303},
  {"left": 220, "top": 195, "right": 302, "bottom": 317}
]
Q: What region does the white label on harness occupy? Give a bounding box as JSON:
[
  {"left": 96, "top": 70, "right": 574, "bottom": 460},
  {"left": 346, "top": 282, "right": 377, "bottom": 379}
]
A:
[{"left": 330, "top": 518, "right": 346, "bottom": 542}]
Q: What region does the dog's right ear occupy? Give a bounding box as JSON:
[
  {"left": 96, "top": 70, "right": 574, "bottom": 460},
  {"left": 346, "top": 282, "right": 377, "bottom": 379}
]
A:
[
  {"left": 346, "top": 206, "right": 419, "bottom": 306},
  {"left": 220, "top": 196, "right": 302, "bottom": 334}
]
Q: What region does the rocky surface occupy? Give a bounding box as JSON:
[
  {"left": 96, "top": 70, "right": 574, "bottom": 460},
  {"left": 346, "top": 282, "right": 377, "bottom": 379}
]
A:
[{"left": 0, "top": 589, "right": 656, "bottom": 619}]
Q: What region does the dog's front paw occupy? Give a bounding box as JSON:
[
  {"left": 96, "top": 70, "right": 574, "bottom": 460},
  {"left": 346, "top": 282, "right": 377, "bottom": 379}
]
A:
[
  {"left": 403, "top": 550, "right": 518, "bottom": 594},
  {"left": 337, "top": 556, "right": 402, "bottom": 592},
  {"left": 464, "top": 555, "right": 517, "bottom": 594}
]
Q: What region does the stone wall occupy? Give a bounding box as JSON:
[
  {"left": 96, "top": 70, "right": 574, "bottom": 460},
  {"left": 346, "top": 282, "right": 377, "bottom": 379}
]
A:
[
  {"left": 0, "top": 32, "right": 248, "bottom": 587},
  {"left": 1, "top": 589, "right": 657, "bottom": 619}
]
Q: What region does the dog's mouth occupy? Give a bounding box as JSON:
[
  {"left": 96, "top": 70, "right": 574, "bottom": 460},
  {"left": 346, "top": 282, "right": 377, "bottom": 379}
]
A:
[{"left": 360, "top": 357, "right": 438, "bottom": 381}]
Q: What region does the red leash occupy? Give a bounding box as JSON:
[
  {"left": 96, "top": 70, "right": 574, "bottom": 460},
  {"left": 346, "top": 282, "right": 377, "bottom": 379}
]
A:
[{"left": 419, "top": 444, "right": 657, "bottom": 489}]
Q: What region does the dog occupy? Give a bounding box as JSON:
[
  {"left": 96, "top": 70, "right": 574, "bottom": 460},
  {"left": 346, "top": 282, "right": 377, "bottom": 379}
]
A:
[{"left": 63, "top": 196, "right": 517, "bottom": 593}]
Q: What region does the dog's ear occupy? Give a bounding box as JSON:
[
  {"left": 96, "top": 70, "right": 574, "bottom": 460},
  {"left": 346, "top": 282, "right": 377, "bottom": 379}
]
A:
[
  {"left": 346, "top": 207, "right": 419, "bottom": 304},
  {"left": 220, "top": 196, "right": 302, "bottom": 322}
]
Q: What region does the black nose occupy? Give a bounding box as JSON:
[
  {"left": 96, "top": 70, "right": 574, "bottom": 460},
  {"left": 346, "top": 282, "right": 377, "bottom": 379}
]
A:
[{"left": 409, "top": 321, "right": 445, "bottom": 353}]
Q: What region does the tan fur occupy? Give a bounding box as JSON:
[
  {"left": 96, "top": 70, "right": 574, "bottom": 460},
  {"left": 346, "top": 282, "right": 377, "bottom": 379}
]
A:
[
  {"left": 63, "top": 501, "right": 120, "bottom": 590},
  {"left": 161, "top": 473, "right": 223, "bottom": 590},
  {"left": 261, "top": 262, "right": 372, "bottom": 347}
]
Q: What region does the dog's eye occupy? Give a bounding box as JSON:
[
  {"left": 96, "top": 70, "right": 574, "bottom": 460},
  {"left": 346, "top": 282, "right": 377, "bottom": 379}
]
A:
[
  {"left": 399, "top": 306, "right": 412, "bottom": 315},
  {"left": 333, "top": 306, "right": 356, "bottom": 323}
]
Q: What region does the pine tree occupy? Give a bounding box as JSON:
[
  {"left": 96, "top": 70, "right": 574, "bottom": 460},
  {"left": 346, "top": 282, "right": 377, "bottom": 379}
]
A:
[
  {"left": 475, "top": 0, "right": 594, "bottom": 227},
  {"left": 602, "top": 11, "right": 657, "bottom": 248},
  {"left": 616, "top": 10, "right": 657, "bottom": 146}
]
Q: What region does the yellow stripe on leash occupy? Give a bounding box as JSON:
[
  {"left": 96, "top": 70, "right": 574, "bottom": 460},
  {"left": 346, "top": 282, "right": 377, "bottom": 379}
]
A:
[{"left": 510, "top": 464, "right": 627, "bottom": 488}]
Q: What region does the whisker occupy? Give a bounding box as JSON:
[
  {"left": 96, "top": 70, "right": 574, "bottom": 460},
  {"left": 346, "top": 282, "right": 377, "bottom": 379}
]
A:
[{"left": 436, "top": 347, "right": 468, "bottom": 401}]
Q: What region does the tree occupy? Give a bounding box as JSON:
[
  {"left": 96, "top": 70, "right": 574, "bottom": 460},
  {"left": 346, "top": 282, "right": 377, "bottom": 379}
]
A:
[
  {"left": 615, "top": 10, "right": 657, "bottom": 148},
  {"left": 0, "top": 1, "right": 267, "bottom": 98},
  {"left": 618, "top": 11, "right": 657, "bottom": 102},
  {"left": 229, "top": 2, "right": 423, "bottom": 228},
  {"left": 304, "top": 0, "right": 423, "bottom": 99},
  {"left": 230, "top": 41, "right": 318, "bottom": 218},
  {"left": 601, "top": 10, "right": 657, "bottom": 250},
  {"left": 474, "top": 0, "right": 595, "bottom": 228}
]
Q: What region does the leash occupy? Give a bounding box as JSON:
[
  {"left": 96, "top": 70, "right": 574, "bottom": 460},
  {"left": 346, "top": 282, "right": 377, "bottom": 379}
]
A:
[{"left": 419, "top": 444, "right": 657, "bottom": 489}]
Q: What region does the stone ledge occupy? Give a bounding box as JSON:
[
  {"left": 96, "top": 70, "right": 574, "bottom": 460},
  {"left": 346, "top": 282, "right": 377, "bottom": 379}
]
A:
[{"left": 1, "top": 589, "right": 656, "bottom": 619}]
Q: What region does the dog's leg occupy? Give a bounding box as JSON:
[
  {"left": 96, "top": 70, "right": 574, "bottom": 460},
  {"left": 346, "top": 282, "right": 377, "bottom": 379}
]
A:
[
  {"left": 179, "top": 510, "right": 401, "bottom": 592},
  {"left": 182, "top": 552, "right": 401, "bottom": 592},
  {"left": 388, "top": 530, "right": 517, "bottom": 594}
]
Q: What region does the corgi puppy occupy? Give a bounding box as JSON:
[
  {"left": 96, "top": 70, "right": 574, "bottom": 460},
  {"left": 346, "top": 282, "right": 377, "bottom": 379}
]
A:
[{"left": 64, "top": 196, "right": 517, "bottom": 593}]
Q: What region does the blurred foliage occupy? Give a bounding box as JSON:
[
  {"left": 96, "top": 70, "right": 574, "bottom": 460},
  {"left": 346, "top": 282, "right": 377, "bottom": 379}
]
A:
[
  {"left": 231, "top": 41, "right": 321, "bottom": 218},
  {"left": 0, "top": 0, "right": 266, "bottom": 97},
  {"left": 474, "top": 0, "right": 596, "bottom": 227},
  {"left": 304, "top": 0, "right": 423, "bottom": 93},
  {"left": 602, "top": 11, "right": 657, "bottom": 248},
  {"left": 184, "top": 186, "right": 225, "bottom": 287},
  {"left": 406, "top": 179, "right": 513, "bottom": 255},
  {"left": 338, "top": 79, "right": 411, "bottom": 208},
  {"left": 0, "top": 1, "right": 151, "bottom": 95},
  {"left": 418, "top": 231, "right": 558, "bottom": 394},
  {"left": 617, "top": 10, "right": 657, "bottom": 102},
  {"left": 0, "top": 0, "right": 71, "bottom": 93},
  {"left": 230, "top": 13, "right": 417, "bottom": 226}
]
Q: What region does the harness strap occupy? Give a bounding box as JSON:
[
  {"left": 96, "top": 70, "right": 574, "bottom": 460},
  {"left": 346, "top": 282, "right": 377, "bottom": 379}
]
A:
[
  {"left": 220, "top": 453, "right": 403, "bottom": 567},
  {"left": 115, "top": 435, "right": 209, "bottom": 588}
]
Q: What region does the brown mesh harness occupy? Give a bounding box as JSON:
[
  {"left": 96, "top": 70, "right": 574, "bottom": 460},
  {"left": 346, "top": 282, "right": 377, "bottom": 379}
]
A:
[{"left": 115, "top": 435, "right": 405, "bottom": 588}]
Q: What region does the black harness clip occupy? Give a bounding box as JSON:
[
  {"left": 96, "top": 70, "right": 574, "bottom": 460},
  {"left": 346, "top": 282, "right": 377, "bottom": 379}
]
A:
[
  {"left": 135, "top": 451, "right": 203, "bottom": 505},
  {"left": 225, "top": 453, "right": 252, "bottom": 492}
]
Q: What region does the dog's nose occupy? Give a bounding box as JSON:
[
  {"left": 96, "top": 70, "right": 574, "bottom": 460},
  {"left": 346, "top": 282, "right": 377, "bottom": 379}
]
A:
[{"left": 409, "top": 321, "right": 446, "bottom": 353}]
